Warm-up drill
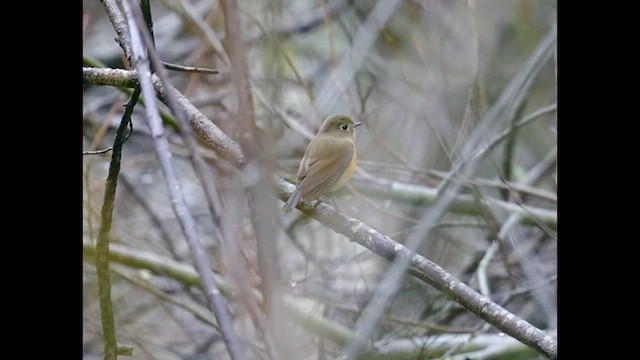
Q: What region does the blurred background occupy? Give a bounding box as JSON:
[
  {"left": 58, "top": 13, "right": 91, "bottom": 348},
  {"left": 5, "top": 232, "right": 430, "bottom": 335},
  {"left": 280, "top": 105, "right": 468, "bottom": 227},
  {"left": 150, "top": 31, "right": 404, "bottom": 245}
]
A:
[{"left": 83, "top": 0, "right": 557, "bottom": 359}]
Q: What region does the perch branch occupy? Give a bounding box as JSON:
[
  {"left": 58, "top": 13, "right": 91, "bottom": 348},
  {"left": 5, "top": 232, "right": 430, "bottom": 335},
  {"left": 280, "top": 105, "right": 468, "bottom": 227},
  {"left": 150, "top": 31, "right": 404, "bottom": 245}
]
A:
[{"left": 274, "top": 177, "right": 557, "bottom": 359}]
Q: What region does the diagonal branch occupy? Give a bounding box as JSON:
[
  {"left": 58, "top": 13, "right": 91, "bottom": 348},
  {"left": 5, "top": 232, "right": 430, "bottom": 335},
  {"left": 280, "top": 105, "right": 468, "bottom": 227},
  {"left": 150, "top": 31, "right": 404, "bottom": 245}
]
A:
[
  {"left": 120, "top": 1, "right": 244, "bottom": 359},
  {"left": 273, "top": 176, "right": 557, "bottom": 359},
  {"left": 82, "top": 66, "right": 244, "bottom": 166}
]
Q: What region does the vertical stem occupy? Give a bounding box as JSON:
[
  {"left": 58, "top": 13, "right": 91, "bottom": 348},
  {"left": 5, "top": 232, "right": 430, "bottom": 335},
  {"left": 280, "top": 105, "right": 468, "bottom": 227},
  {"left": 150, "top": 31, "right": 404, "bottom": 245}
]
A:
[{"left": 95, "top": 87, "right": 140, "bottom": 360}]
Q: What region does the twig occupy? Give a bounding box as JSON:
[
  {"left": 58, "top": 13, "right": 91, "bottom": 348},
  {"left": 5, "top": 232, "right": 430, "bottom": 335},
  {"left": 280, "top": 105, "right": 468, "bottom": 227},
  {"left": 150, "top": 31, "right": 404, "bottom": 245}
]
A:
[
  {"left": 119, "top": 175, "right": 180, "bottom": 259},
  {"left": 478, "top": 103, "right": 557, "bottom": 167},
  {"left": 162, "top": 61, "right": 219, "bottom": 74},
  {"left": 100, "top": 0, "right": 133, "bottom": 62},
  {"left": 314, "top": 0, "right": 404, "bottom": 114},
  {"left": 246, "top": 0, "right": 349, "bottom": 43},
  {"left": 273, "top": 176, "right": 557, "bottom": 359},
  {"left": 521, "top": 144, "right": 557, "bottom": 186},
  {"left": 83, "top": 66, "right": 556, "bottom": 229},
  {"left": 172, "top": 0, "right": 231, "bottom": 66},
  {"left": 94, "top": 83, "right": 140, "bottom": 359},
  {"left": 476, "top": 241, "right": 499, "bottom": 298},
  {"left": 120, "top": 1, "right": 244, "bottom": 359},
  {"left": 353, "top": 177, "right": 556, "bottom": 230},
  {"left": 82, "top": 66, "right": 245, "bottom": 166},
  {"left": 252, "top": 85, "right": 315, "bottom": 139},
  {"left": 83, "top": 148, "right": 113, "bottom": 155},
  {"left": 445, "top": 25, "right": 556, "bottom": 188},
  {"left": 84, "top": 238, "right": 557, "bottom": 360},
  {"left": 83, "top": 239, "right": 358, "bottom": 350},
  {"left": 428, "top": 170, "right": 557, "bottom": 203}
]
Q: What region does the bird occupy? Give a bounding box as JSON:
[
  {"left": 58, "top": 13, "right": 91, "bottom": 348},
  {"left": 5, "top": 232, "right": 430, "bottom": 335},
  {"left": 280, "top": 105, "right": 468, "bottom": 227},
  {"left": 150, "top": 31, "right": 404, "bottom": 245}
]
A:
[{"left": 283, "top": 115, "right": 362, "bottom": 213}]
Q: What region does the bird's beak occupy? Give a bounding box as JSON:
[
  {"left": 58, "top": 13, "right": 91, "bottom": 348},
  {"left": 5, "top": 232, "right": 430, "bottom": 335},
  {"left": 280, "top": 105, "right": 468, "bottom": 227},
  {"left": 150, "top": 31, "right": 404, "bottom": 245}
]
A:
[{"left": 355, "top": 122, "right": 363, "bottom": 128}]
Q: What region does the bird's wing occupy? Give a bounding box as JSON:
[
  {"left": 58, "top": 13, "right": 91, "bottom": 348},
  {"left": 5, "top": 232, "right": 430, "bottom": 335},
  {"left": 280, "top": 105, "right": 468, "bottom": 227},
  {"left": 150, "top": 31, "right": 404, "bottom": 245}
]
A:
[{"left": 297, "top": 136, "right": 354, "bottom": 201}]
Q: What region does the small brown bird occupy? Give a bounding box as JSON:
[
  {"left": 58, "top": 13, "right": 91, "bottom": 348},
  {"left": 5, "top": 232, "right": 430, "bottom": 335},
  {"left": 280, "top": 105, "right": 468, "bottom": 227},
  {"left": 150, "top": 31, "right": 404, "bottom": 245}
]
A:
[{"left": 283, "top": 115, "right": 362, "bottom": 213}]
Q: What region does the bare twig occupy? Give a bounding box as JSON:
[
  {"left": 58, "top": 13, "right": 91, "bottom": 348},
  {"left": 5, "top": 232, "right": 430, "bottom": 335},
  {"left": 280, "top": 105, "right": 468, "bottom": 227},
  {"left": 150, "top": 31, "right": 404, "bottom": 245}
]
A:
[
  {"left": 83, "top": 239, "right": 358, "bottom": 347},
  {"left": 94, "top": 83, "right": 139, "bottom": 359},
  {"left": 166, "top": 0, "right": 231, "bottom": 66},
  {"left": 314, "top": 0, "right": 404, "bottom": 114},
  {"left": 246, "top": 0, "right": 349, "bottom": 43},
  {"left": 353, "top": 177, "right": 556, "bottom": 230},
  {"left": 100, "top": 0, "right": 132, "bottom": 62},
  {"left": 84, "top": 238, "right": 555, "bottom": 359},
  {"left": 274, "top": 176, "right": 557, "bottom": 359},
  {"left": 521, "top": 144, "right": 557, "bottom": 186},
  {"left": 162, "top": 61, "right": 219, "bottom": 74},
  {"left": 82, "top": 67, "right": 245, "bottom": 166},
  {"left": 120, "top": 1, "right": 244, "bottom": 359},
  {"left": 478, "top": 103, "right": 557, "bottom": 166},
  {"left": 431, "top": 171, "right": 556, "bottom": 203},
  {"left": 83, "top": 148, "right": 113, "bottom": 155}
]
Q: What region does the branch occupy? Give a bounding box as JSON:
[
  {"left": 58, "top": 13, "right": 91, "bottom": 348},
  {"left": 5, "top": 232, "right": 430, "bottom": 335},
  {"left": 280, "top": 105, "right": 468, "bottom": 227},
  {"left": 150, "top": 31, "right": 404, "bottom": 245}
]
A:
[
  {"left": 353, "top": 177, "right": 556, "bottom": 230},
  {"left": 83, "top": 66, "right": 556, "bottom": 230},
  {"left": 313, "top": 0, "right": 404, "bottom": 114},
  {"left": 273, "top": 176, "right": 557, "bottom": 359},
  {"left": 82, "top": 239, "right": 356, "bottom": 349},
  {"left": 99, "top": 0, "right": 133, "bottom": 62},
  {"left": 246, "top": 0, "right": 349, "bottom": 43},
  {"left": 83, "top": 239, "right": 556, "bottom": 360},
  {"left": 83, "top": 64, "right": 557, "bottom": 357},
  {"left": 120, "top": 1, "right": 244, "bottom": 358},
  {"left": 94, "top": 86, "right": 139, "bottom": 359},
  {"left": 366, "top": 331, "right": 556, "bottom": 360},
  {"left": 82, "top": 66, "right": 245, "bottom": 166}
]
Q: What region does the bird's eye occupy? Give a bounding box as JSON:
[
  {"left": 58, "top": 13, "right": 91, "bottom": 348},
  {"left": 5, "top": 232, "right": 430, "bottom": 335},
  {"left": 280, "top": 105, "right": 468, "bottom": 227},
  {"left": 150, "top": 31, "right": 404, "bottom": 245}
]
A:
[{"left": 341, "top": 124, "right": 349, "bottom": 131}]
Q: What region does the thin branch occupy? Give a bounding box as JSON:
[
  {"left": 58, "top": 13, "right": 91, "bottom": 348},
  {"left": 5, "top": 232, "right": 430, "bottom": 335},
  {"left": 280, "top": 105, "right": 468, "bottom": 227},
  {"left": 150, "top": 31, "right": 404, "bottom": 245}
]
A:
[
  {"left": 83, "top": 239, "right": 357, "bottom": 349},
  {"left": 94, "top": 84, "right": 140, "bottom": 360},
  {"left": 166, "top": 0, "right": 231, "bottom": 66},
  {"left": 246, "top": 0, "right": 349, "bottom": 43},
  {"left": 162, "top": 61, "right": 219, "bottom": 74},
  {"left": 83, "top": 148, "right": 113, "bottom": 155},
  {"left": 476, "top": 103, "right": 557, "bottom": 165},
  {"left": 353, "top": 177, "right": 556, "bottom": 230},
  {"left": 477, "top": 241, "right": 499, "bottom": 298},
  {"left": 82, "top": 66, "right": 245, "bottom": 166},
  {"left": 112, "top": 266, "right": 221, "bottom": 330},
  {"left": 100, "top": 0, "right": 133, "bottom": 62},
  {"left": 274, "top": 176, "right": 557, "bottom": 359},
  {"left": 521, "top": 144, "right": 557, "bottom": 186},
  {"left": 371, "top": 331, "right": 554, "bottom": 360},
  {"left": 84, "top": 66, "right": 556, "bottom": 229},
  {"left": 444, "top": 25, "right": 556, "bottom": 188},
  {"left": 314, "top": 0, "right": 404, "bottom": 114},
  {"left": 429, "top": 171, "right": 557, "bottom": 203},
  {"left": 86, "top": 239, "right": 553, "bottom": 360},
  {"left": 499, "top": 275, "right": 558, "bottom": 305},
  {"left": 120, "top": 1, "right": 244, "bottom": 359},
  {"left": 252, "top": 85, "right": 315, "bottom": 139}
]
